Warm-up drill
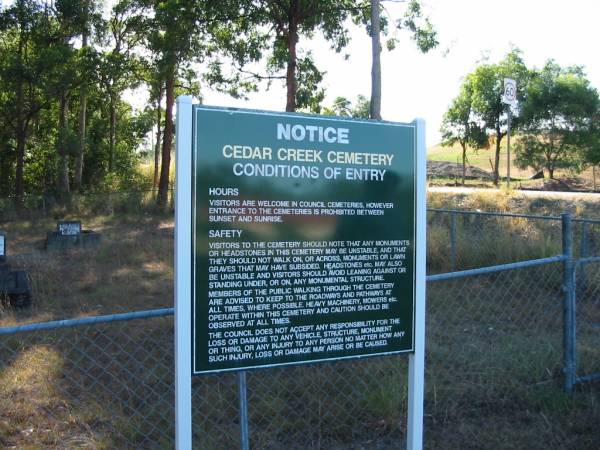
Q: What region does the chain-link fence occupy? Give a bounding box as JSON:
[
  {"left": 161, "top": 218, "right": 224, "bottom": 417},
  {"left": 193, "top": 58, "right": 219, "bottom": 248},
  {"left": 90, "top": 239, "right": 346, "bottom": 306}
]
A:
[
  {"left": 0, "top": 312, "right": 412, "bottom": 449},
  {"left": 574, "top": 257, "right": 600, "bottom": 386},
  {"left": 427, "top": 209, "right": 600, "bottom": 273},
  {"left": 1, "top": 210, "right": 599, "bottom": 449}
]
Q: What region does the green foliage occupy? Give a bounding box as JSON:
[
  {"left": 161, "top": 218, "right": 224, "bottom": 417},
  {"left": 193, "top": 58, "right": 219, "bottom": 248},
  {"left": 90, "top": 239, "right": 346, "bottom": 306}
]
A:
[
  {"left": 470, "top": 49, "right": 531, "bottom": 136},
  {"left": 440, "top": 77, "right": 487, "bottom": 149},
  {"left": 322, "top": 95, "right": 371, "bottom": 119},
  {"left": 0, "top": 0, "right": 154, "bottom": 199},
  {"left": 459, "top": 49, "right": 531, "bottom": 183},
  {"left": 295, "top": 54, "right": 325, "bottom": 113},
  {"left": 439, "top": 77, "right": 488, "bottom": 183},
  {"left": 396, "top": 0, "right": 438, "bottom": 53},
  {"left": 515, "top": 61, "right": 600, "bottom": 178},
  {"left": 250, "top": 0, "right": 368, "bottom": 111}
]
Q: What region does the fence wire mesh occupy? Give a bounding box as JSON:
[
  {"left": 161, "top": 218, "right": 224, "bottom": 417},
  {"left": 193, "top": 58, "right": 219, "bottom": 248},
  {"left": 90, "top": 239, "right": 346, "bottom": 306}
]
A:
[
  {"left": 1, "top": 210, "right": 599, "bottom": 449},
  {"left": 575, "top": 259, "right": 600, "bottom": 383},
  {"left": 578, "top": 221, "right": 600, "bottom": 259},
  {"left": 427, "top": 210, "right": 600, "bottom": 274},
  {"left": 426, "top": 211, "right": 561, "bottom": 273},
  {"left": 0, "top": 317, "right": 410, "bottom": 449},
  {"left": 0, "top": 317, "right": 174, "bottom": 448},
  {"left": 3, "top": 261, "right": 598, "bottom": 449},
  {"left": 425, "top": 263, "right": 574, "bottom": 448}
]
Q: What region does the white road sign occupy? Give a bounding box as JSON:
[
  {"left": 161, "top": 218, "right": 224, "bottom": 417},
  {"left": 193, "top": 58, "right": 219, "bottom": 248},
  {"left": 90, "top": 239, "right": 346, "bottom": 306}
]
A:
[{"left": 503, "top": 78, "right": 517, "bottom": 104}]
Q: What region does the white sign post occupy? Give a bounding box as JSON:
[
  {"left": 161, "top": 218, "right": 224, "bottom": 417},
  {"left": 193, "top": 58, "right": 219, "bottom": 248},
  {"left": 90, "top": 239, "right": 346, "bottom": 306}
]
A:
[
  {"left": 408, "top": 118, "right": 427, "bottom": 450},
  {"left": 503, "top": 78, "right": 517, "bottom": 188},
  {"left": 175, "top": 96, "right": 193, "bottom": 449}
]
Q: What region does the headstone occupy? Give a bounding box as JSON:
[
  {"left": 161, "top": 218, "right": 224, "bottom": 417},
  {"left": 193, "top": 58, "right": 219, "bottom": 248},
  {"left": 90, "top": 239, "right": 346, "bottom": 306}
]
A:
[
  {"left": 0, "top": 232, "right": 32, "bottom": 308},
  {"left": 45, "top": 221, "right": 101, "bottom": 251},
  {"left": 57, "top": 221, "right": 82, "bottom": 236},
  {"left": 0, "top": 232, "right": 6, "bottom": 264}
]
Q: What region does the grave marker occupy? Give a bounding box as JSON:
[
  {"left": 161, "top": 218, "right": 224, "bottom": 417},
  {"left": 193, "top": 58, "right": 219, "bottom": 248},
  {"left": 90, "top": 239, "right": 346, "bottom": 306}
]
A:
[
  {"left": 0, "top": 232, "right": 6, "bottom": 264},
  {"left": 57, "top": 221, "right": 82, "bottom": 236}
]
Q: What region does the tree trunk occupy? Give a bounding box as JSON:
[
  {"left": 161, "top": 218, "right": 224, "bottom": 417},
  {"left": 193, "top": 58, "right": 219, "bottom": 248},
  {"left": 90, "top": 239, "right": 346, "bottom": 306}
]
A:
[
  {"left": 74, "top": 29, "right": 89, "bottom": 191},
  {"left": 14, "top": 27, "right": 26, "bottom": 210},
  {"left": 157, "top": 71, "right": 175, "bottom": 207},
  {"left": 285, "top": 1, "right": 299, "bottom": 112},
  {"left": 370, "top": 0, "right": 381, "bottom": 120},
  {"left": 493, "top": 127, "right": 502, "bottom": 185},
  {"left": 58, "top": 94, "right": 70, "bottom": 194},
  {"left": 15, "top": 127, "right": 27, "bottom": 209},
  {"left": 548, "top": 167, "right": 554, "bottom": 179},
  {"left": 461, "top": 142, "right": 467, "bottom": 185},
  {"left": 109, "top": 94, "right": 116, "bottom": 173},
  {"left": 153, "top": 84, "right": 163, "bottom": 190}
]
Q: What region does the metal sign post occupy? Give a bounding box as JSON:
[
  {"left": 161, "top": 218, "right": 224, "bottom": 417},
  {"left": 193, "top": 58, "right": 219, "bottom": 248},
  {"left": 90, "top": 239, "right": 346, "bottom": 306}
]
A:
[
  {"left": 175, "top": 99, "right": 427, "bottom": 449},
  {"left": 503, "top": 78, "right": 517, "bottom": 188}
]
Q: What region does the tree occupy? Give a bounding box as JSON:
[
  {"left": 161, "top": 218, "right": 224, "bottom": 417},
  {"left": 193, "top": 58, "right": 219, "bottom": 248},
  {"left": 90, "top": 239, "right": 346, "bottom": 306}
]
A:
[
  {"left": 138, "top": 0, "right": 267, "bottom": 206},
  {"left": 323, "top": 95, "right": 370, "bottom": 118},
  {"left": 98, "top": 0, "right": 145, "bottom": 175},
  {"left": 0, "top": 0, "right": 60, "bottom": 206},
  {"left": 469, "top": 49, "right": 530, "bottom": 184},
  {"left": 133, "top": 0, "right": 201, "bottom": 206},
  {"left": 581, "top": 114, "right": 600, "bottom": 190},
  {"left": 74, "top": 0, "right": 103, "bottom": 191},
  {"left": 369, "top": 0, "right": 438, "bottom": 119},
  {"left": 515, "top": 61, "right": 600, "bottom": 179},
  {"left": 370, "top": 0, "right": 381, "bottom": 119},
  {"left": 440, "top": 76, "right": 488, "bottom": 184},
  {"left": 252, "top": 1, "right": 366, "bottom": 113}
]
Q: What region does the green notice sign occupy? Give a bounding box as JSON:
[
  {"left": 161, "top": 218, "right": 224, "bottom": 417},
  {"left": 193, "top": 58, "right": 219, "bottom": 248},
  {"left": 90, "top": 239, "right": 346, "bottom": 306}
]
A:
[{"left": 192, "top": 106, "right": 417, "bottom": 374}]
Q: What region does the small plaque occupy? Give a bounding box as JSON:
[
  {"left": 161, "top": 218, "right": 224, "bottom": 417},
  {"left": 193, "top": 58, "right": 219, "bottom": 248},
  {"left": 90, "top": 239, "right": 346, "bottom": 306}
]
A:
[
  {"left": 0, "top": 233, "right": 5, "bottom": 258},
  {"left": 57, "top": 221, "right": 82, "bottom": 236}
]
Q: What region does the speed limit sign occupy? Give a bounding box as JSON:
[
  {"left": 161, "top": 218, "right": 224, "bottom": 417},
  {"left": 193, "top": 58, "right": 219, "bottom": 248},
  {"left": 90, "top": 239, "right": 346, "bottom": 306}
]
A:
[{"left": 503, "top": 78, "right": 517, "bottom": 104}]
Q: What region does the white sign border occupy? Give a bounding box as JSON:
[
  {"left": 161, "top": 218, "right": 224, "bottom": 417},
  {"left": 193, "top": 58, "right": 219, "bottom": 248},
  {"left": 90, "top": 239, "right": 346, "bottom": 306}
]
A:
[
  {"left": 175, "top": 96, "right": 193, "bottom": 450},
  {"left": 190, "top": 105, "right": 419, "bottom": 375},
  {"left": 175, "top": 98, "right": 427, "bottom": 450}
]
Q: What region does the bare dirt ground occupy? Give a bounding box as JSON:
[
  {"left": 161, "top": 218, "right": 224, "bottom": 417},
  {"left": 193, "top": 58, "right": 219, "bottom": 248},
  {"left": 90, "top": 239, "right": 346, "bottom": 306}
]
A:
[{"left": 427, "top": 161, "right": 494, "bottom": 180}]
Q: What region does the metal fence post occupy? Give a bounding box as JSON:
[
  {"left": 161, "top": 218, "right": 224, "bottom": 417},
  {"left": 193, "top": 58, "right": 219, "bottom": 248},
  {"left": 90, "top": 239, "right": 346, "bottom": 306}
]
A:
[
  {"left": 238, "top": 371, "right": 250, "bottom": 450},
  {"left": 562, "top": 213, "right": 576, "bottom": 392},
  {"left": 450, "top": 212, "right": 457, "bottom": 271}
]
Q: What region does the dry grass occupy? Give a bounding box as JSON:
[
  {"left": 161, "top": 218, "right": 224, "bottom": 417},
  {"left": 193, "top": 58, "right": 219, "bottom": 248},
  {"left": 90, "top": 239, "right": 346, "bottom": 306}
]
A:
[
  {"left": 0, "top": 213, "right": 173, "bottom": 327},
  {"left": 428, "top": 141, "right": 600, "bottom": 191},
  {"left": 0, "top": 197, "right": 598, "bottom": 448}
]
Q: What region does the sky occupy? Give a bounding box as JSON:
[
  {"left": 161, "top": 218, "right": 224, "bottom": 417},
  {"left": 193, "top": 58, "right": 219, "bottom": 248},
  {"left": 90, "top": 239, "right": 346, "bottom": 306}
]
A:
[{"left": 199, "top": 0, "right": 600, "bottom": 146}]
